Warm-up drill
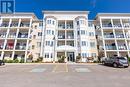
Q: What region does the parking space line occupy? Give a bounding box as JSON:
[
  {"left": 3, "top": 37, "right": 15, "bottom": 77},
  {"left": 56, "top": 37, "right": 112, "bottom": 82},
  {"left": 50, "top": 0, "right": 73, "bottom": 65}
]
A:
[
  {"left": 52, "top": 64, "right": 58, "bottom": 72},
  {"left": 65, "top": 64, "right": 68, "bottom": 72}
]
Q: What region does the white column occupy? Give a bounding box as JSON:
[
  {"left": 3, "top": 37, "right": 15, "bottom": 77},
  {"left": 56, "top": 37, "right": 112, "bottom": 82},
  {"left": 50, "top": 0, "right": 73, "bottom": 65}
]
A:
[
  {"left": 1, "top": 19, "right": 12, "bottom": 60},
  {"left": 100, "top": 18, "right": 107, "bottom": 57},
  {"left": 25, "top": 18, "right": 32, "bottom": 62},
  {"left": 11, "top": 18, "right": 21, "bottom": 59},
  {"left": 120, "top": 19, "right": 130, "bottom": 57},
  {"left": 40, "top": 20, "right": 44, "bottom": 57},
  {"left": 111, "top": 19, "right": 119, "bottom": 56}
]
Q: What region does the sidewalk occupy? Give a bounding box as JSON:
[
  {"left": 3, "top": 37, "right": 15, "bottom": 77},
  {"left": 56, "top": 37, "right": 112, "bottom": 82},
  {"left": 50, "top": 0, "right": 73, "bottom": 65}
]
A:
[{"left": 4, "top": 63, "right": 100, "bottom": 65}]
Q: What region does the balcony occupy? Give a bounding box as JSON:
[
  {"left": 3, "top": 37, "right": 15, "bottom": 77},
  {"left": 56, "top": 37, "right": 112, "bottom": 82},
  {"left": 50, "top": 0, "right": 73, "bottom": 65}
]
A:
[
  {"left": 66, "top": 31, "right": 74, "bottom": 39},
  {"left": 57, "top": 41, "right": 65, "bottom": 46},
  {"left": 58, "top": 31, "right": 65, "bottom": 39},
  {"left": 58, "top": 35, "right": 65, "bottom": 39},
  {"left": 104, "top": 33, "right": 114, "bottom": 38},
  {"left": 113, "top": 24, "right": 122, "bottom": 28},
  {"left": 105, "top": 45, "right": 117, "bottom": 50},
  {"left": 10, "top": 23, "right": 19, "bottom": 27},
  {"left": 8, "top": 33, "right": 16, "bottom": 38},
  {"left": 104, "top": 35, "right": 114, "bottom": 38},
  {"left": 115, "top": 34, "right": 124, "bottom": 38},
  {"left": 58, "top": 21, "right": 65, "bottom": 29},
  {"left": 18, "top": 32, "right": 28, "bottom": 38},
  {"left": 5, "top": 45, "right": 14, "bottom": 50},
  {"left": 66, "top": 21, "right": 73, "bottom": 29},
  {"left": 0, "top": 45, "right": 4, "bottom": 49},
  {"left": 0, "top": 22, "right": 9, "bottom": 27},
  {"left": 113, "top": 19, "right": 122, "bottom": 28},
  {"left": 20, "top": 22, "right": 30, "bottom": 27},
  {"left": 122, "top": 19, "right": 130, "bottom": 28},
  {"left": 15, "top": 43, "right": 26, "bottom": 50},
  {"left": 0, "top": 33, "right": 6, "bottom": 38},
  {"left": 105, "top": 43, "right": 117, "bottom": 50},
  {"left": 67, "top": 41, "right": 74, "bottom": 47},
  {"left": 118, "top": 45, "right": 127, "bottom": 50}
]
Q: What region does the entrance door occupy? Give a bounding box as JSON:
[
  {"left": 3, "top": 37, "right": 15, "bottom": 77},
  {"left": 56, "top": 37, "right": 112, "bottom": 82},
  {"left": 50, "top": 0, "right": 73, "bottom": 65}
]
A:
[{"left": 67, "top": 52, "right": 75, "bottom": 62}]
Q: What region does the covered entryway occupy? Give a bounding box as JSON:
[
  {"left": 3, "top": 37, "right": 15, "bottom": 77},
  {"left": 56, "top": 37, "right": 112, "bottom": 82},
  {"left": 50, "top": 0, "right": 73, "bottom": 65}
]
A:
[{"left": 57, "top": 52, "right": 75, "bottom": 62}]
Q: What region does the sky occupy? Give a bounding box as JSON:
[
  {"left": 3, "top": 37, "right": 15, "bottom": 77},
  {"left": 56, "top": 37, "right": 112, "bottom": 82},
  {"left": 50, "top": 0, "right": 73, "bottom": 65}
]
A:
[{"left": 14, "top": 0, "right": 130, "bottom": 19}]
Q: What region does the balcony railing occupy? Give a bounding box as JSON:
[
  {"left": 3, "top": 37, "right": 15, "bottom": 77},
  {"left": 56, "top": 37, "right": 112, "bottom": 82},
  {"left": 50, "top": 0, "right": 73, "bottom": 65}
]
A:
[
  {"left": 104, "top": 35, "right": 114, "bottom": 38},
  {"left": 113, "top": 24, "right": 122, "bottom": 28},
  {"left": 66, "top": 25, "right": 73, "bottom": 29},
  {"left": 58, "top": 35, "right": 65, "bottom": 39},
  {"left": 118, "top": 46, "right": 127, "bottom": 50},
  {"left": 18, "top": 33, "right": 28, "bottom": 38},
  {"left": 5, "top": 45, "right": 14, "bottom": 50},
  {"left": 0, "top": 23, "right": 9, "bottom": 27},
  {"left": 105, "top": 45, "right": 117, "bottom": 50},
  {"left": 0, "top": 33, "right": 6, "bottom": 38},
  {"left": 66, "top": 36, "right": 74, "bottom": 39},
  {"left": 102, "top": 24, "right": 112, "bottom": 27},
  {"left": 8, "top": 33, "right": 16, "bottom": 38},
  {"left": 20, "top": 23, "right": 30, "bottom": 27},
  {"left": 15, "top": 46, "right": 26, "bottom": 50},
  {"left": 115, "top": 34, "right": 124, "bottom": 38},
  {"left": 0, "top": 45, "right": 4, "bottom": 49},
  {"left": 10, "top": 23, "right": 19, "bottom": 27}
]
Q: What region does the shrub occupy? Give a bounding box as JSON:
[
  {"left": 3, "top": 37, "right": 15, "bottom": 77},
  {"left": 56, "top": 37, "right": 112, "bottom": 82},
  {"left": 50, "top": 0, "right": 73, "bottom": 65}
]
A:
[
  {"left": 13, "top": 59, "right": 19, "bottom": 63},
  {"left": 128, "top": 57, "right": 130, "bottom": 63},
  {"left": 4, "top": 59, "right": 14, "bottom": 63},
  {"left": 76, "top": 55, "right": 81, "bottom": 62},
  {"left": 20, "top": 58, "right": 24, "bottom": 63},
  {"left": 4, "top": 59, "right": 19, "bottom": 63},
  {"left": 58, "top": 56, "right": 65, "bottom": 63}
]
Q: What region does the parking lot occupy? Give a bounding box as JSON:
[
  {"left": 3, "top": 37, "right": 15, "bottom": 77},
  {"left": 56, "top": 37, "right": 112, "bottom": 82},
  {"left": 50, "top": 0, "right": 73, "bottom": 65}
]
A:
[{"left": 0, "top": 63, "right": 130, "bottom": 87}]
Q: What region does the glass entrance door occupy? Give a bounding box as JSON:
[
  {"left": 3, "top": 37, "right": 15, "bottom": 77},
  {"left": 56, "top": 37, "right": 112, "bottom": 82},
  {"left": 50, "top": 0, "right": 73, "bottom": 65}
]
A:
[{"left": 67, "top": 52, "right": 75, "bottom": 62}]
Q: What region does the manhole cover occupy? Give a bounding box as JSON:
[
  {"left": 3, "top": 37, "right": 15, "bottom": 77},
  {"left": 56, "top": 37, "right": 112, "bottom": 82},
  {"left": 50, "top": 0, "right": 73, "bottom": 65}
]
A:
[
  {"left": 30, "top": 68, "right": 46, "bottom": 72},
  {"left": 75, "top": 68, "right": 91, "bottom": 72}
]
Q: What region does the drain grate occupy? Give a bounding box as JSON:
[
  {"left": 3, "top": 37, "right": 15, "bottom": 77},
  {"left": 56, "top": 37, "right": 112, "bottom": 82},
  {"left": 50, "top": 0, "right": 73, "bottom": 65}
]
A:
[
  {"left": 75, "top": 68, "right": 91, "bottom": 72},
  {"left": 30, "top": 68, "right": 46, "bottom": 72}
]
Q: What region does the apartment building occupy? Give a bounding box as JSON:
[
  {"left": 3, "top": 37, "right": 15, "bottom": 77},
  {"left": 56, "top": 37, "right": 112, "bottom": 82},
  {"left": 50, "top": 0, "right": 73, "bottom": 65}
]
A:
[
  {"left": 41, "top": 11, "right": 98, "bottom": 62},
  {"left": 0, "top": 13, "right": 37, "bottom": 62},
  {"left": 1, "top": 11, "right": 130, "bottom": 63},
  {"left": 95, "top": 13, "right": 130, "bottom": 58}
]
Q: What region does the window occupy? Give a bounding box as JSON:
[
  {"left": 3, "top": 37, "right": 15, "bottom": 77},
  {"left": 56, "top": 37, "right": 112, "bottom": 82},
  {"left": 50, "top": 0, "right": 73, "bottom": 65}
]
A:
[
  {"left": 46, "top": 41, "right": 50, "bottom": 46},
  {"left": 46, "top": 30, "right": 51, "bottom": 35},
  {"left": 77, "top": 30, "right": 80, "bottom": 35},
  {"left": 38, "top": 32, "right": 42, "bottom": 36},
  {"left": 82, "top": 41, "right": 86, "bottom": 46},
  {"left": 91, "top": 53, "right": 96, "bottom": 57},
  {"left": 80, "top": 20, "right": 85, "bottom": 25},
  {"left": 89, "top": 32, "right": 94, "bottom": 36},
  {"left": 52, "top": 30, "right": 54, "bottom": 35},
  {"left": 51, "top": 41, "right": 53, "bottom": 46},
  {"left": 81, "top": 30, "right": 85, "bottom": 35},
  {"left": 45, "top": 53, "right": 49, "bottom": 58},
  {"left": 46, "top": 41, "right": 53, "bottom": 46},
  {"left": 90, "top": 42, "right": 95, "bottom": 48},
  {"left": 32, "top": 45, "right": 35, "bottom": 49},
  {"left": 50, "top": 53, "right": 53, "bottom": 58},
  {"left": 52, "top": 21, "right": 55, "bottom": 25},
  {"left": 37, "top": 42, "right": 41, "bottom": 47},
  {"left": 47, "top": 20, "right": 51, "bottom": 24},
  {"left": 77, "top": 21, "right": 79, "bottom": 25},
  {"left": 33, "top": 35, "right": 36, "bottom": 39},
  {"left": 34, "top": 25, "right": 37, "bottom": 29},
  {"left": 82, "top": 53, "right": 87, "bottom": 58}
]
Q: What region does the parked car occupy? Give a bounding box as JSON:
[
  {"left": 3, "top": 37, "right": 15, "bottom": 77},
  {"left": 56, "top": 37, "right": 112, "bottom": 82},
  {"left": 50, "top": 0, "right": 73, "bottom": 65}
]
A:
[
  {"left": 101, "top": 57, "right": 129, "bottom": 68},
  {"left": 0, "top": 60, "right": 5, "bottom": 66}
]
